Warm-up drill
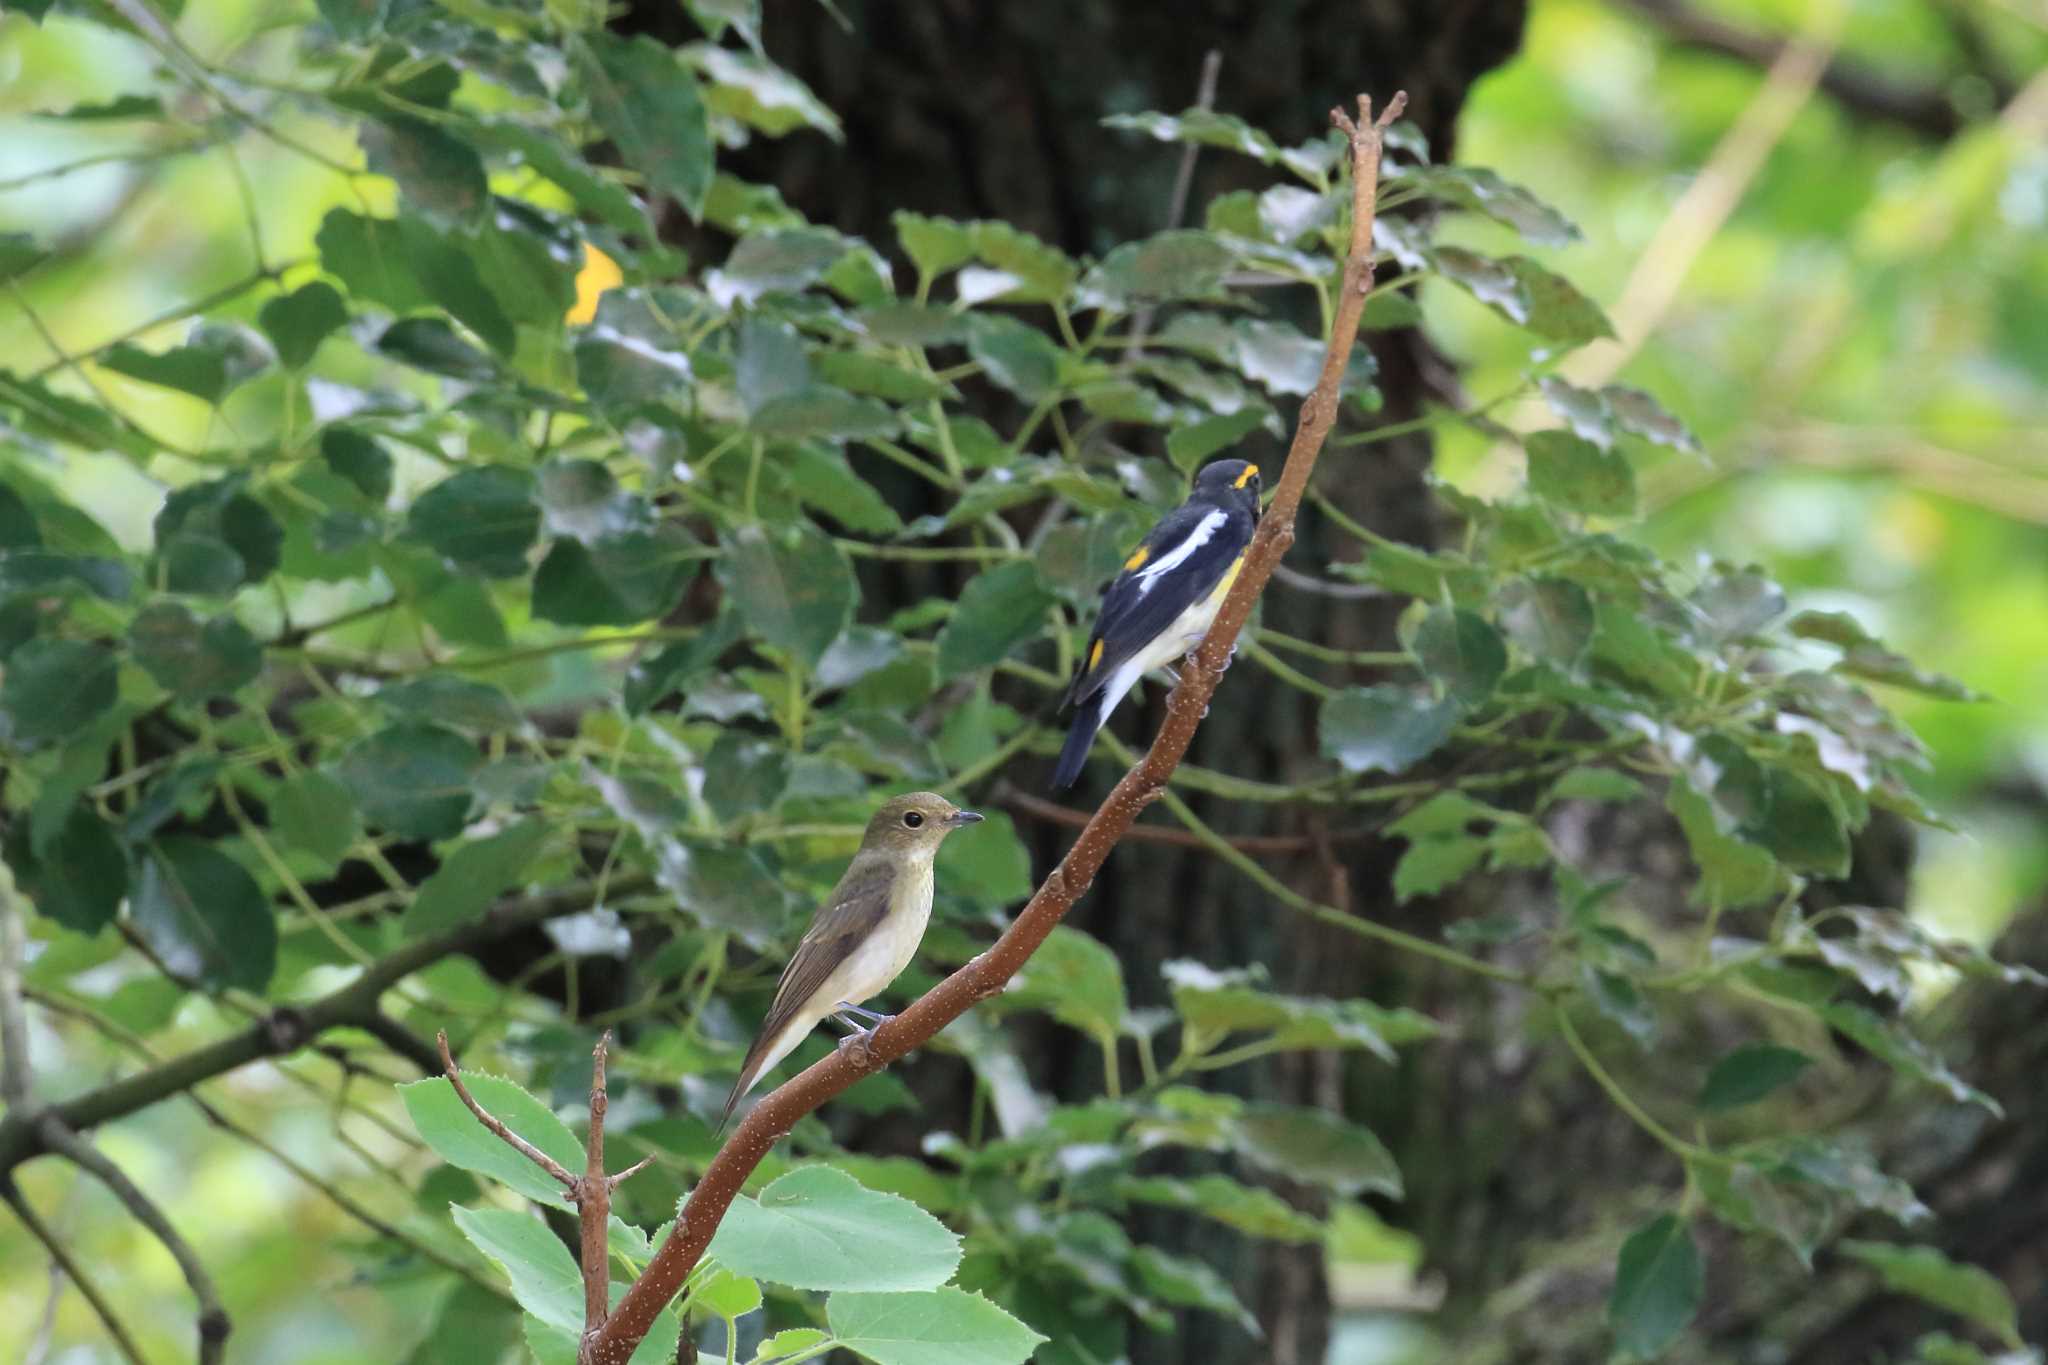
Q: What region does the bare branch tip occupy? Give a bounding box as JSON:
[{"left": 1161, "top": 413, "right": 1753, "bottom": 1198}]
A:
[
  {"left": 607, "top": 1153, "right": 655, "bottom": 1190},
  {"left": 1377, "top": 91, "right": 1409, "bottom": 130}
]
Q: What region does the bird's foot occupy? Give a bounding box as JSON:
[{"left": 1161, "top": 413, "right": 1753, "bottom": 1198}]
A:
[
  {"left": 1160, "top": 664, "right": 1184, "bottom": 689},
  {"left": 833, "top": 1005, "right": 893, "bottom": 1069}
]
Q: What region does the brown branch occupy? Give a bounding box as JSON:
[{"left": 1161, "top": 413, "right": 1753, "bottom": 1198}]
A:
[
  {"left": 439, "top": 1028, "right": 653, "bottom": 1348},
  {"left": 437, "top": 1031, "right": 579, "bottom": 1188},
  {"left": 1, "top": 1178, "right": 150, "bottom": 1365},
  {"left": 0, "top": 876, "right": 645, "bottom": 1177},
  {"left": 584, "top": 89, "right": 1410, "bottom": 1365},
  {"left": 580, "top": 1032, "right": 614, "bottom": 1339},
  {"left": 37, "top": 1116, "right": 231, "bottom": 1362},
  {"left": 1619, "top": 0, "right": 1975, "bottom": 138}
]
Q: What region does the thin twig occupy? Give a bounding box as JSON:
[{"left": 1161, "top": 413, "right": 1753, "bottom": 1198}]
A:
[
  {"left": 585, "top": 89, "right": 1413, "bottom": 1365},
  {"left": 436, "top": 1031, "right": 577, "bottom": 1189},
  {"left": 38, "top": 1117, "right": 232, "bottom": 1361},
  {"left": 997, "top": 785, "right": 1373, "bottom": 854},
  {"left": 1, "top": 1179, "right": 150, "bottom": 1365},
  {"left": 581, "top": 1032, "right": 615, "bottom": 1338},
  {"left": 0, "top": 874, "right": 32, "bottom": 1109},
  {"left": 1126, "top": 48, "right": 1223, "bottom": 362}
]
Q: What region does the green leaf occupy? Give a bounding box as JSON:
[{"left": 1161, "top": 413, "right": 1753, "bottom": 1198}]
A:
[
  {"left": 401, "top": 1072, "right": 584, "bottom": 1206},
  {"left": 1164, "top": 959, "right": 1435, "bottom": 1059},
  {"left": 1004, "top": 925, "right": 1127, "bottom": 1042},
  {"left": 1603, "top": 385, "right": 1702, "bottom": 454},
  {"left": 624, "top": 611, "right": 740, "bottom": 714},
  {"left": 751, "top": 1328, "right": 831, "bottom": 1362},
  {"left": 752, "top": 388, "right": 900, "bottom": 442},
  {"left": 316, "top": 209, "right": 428, "bottom": 312},
  {"left": 377, "top": 317, "right": 496, "bottom": 379},
  {"left": 1608, "top": 1214, "right": 1702, "bottom": 1358},
  {"left": 1077, "top": 230, "right": 1234, "bottom": 312},
  {"left": 701, "top": 730, "right": 791, "bottom": 823},
  {"left": 965, "top": 315, "right": 1061, "bottom": 402},
  {"left": 1699, "top": 1042, "right": 1813, "bottom": 1112},
  {"left": 320, "top": 427, "right": 393, "bottom": 503},
  {"left": 1102, "top": 108, "right": 1281, "bottom": 165},
  {"left": 1229, "top": 1105, "right": 1402, "bottom": 1198},
  {"left": 1166, "top": 408, "right": 1266, "bottom": 472},
  {"left": 0, "top": 638, "right": 116, "bottom": 745},
  {"left": 787, "top": 445, "right": 905, "bottom": 534},
  {"left": 686, "top": 44, "right": 841, "bottom": 140},
  {"left": 101, "top": 326, "right": 271, "bottom": 404},
  {"left": 894, "top": 211, "right": 974, "bottom": 280},
  {"left": 271, "top": 770, "right": 359, "bottom": 866},
  {"left": 1117, "top": 1174, "right": 1323, "bottom": 1243},
  {"left": 1666, "top": 776, "right": 1783, "bottom": 909},
  {"left": 1547, "top": 767, "right": 1646, "bottom": 804},
  {"left": 1838, "top": 1242, "right": 2020, "bottom": 1348},
  {"left": 450, "top": 1206, "right": 580, "bottom": 1333},
  {"left": 1413, "top": 605, "right": 1506, "bottom": 705},
  {"left": 360, "top": 117, "right": 489, "bottom": 222},
  {"left": 1525, "top": 430, "right": 1635, "bottom": 517},
  {"left": 533, "top": 528, "right": 696, "bottom": 627},
  {"left": 1131, "top": 1244, "right": 1258, "bottom": 1332},
  {"left": 132, "top": 838, "right": 277, "bottom": 992},
  {"left": 933, "top": 807, "right": 1031, "bottom": 910},
  {"left": 1434, "top": 247, "right": 1616, "bottom": 346},
  {"left": 582, "top": 35, "right": 713, "bottom": 220},
  {"left": 333, "top": 722, "right": 480, "bottom": 840},
  {"left": 404, "top": 820, "right": 550, "bottom": 937},
  {"left": 576, "top": 290, "right": 693, "bottom": 414},
  {"left": 1786, "top": 610, "right": 1978, "bottom": 701},
  {"left": 464, "top": 120, "right": 654, "bottom": 239},
  {"left": 716, "top": 523, "right": 856, "bottom": 668},
  {"left": 707, "top": 228, "right": 848, "bottom": 308},
  {"left": 129, "top": 602, "right": 262, "bottom": 701},
  {"left": 705, "top": 1166, "right": 961, "bottom": 1292},
  {"left": 1392, "top": 835, "right": 1486, "bottom": 901},
  {"left": 692, "top": 1266, "right": 763, "bottom": 1319},
  {"left": 155, "top": 476, "right": 283, "bottom": 591},
  {"left": 826, "top": 1288, "right": 1047, "bottom": 1365},
  {"left": 966, "top": 220, "right": 1078, "bottom": 302},
  {"left": 1398, "top": 164, "right": 1579, "bottom": 245},
  {"left": 934, "top": 561, "right": 1055, "bottom": 679},
  {"left": 15, "top": 808, "right": 127, "bottom": 933},
  {"left": 1319, "top": 686, "right": 1459, "bottom": 775},
  {"left": 1499, "top": 576, "right": 1595, "bottom": 665},
  {"left": 258, "top": 282, "right": 349, "bottom": 369},
  {"left": 1818, "top": 1001, "right": 2000, "bottom": 1113},
  {"left": 407, "top": 467, "right": 538, "bottom": 578},
  {"left": 379, "top": 675, "right": 522, "bottom": 734}
]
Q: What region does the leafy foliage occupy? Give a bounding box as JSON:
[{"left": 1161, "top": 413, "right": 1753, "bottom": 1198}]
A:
[{"left": 0, "top": 0, "right": 2035, "bottom": 1361}]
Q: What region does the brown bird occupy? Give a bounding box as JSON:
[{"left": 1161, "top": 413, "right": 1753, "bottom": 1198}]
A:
[{"left": 721, "top": 791, "right": 983, "bottom": 1128}]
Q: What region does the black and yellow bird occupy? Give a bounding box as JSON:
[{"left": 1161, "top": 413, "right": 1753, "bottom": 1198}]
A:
[{"left": 1052, "top": 458, "right": 1262, "bottom": 789}]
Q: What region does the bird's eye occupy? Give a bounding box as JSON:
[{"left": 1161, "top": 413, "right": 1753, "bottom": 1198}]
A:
[{"left": 902, "top": 811, "right": 925, "bottom": 828}]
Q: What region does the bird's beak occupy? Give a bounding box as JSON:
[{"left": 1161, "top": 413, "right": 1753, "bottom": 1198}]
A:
[{"left": 948, "top": 810, "right": 985, "bottom": 827}]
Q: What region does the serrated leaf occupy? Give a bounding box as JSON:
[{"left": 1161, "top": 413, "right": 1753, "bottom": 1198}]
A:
[
  {"left": 1003, "top": 925, "right": 1126, "bottom": 1042},
  {"left": 1499, "top": 576, "right": 1595, "bottom": 664},
  {"left": 0, "top": 638, "right": 116, "bottom": 745},
  {"left": 401, "top": 1072, "right": 584, "bottom": 1205},
  {"left": 1077, "top": 230, "right": 1234, "bottom": 313},
  {"left": 1547, "top": 767, "right": 1646, "bottom": 804},
  {"left": 14, "top": 808, "right": 127, "bottom": 933},
  {"left": 1608, "top": 1214, "right": 1702, "bottom": 1357},
  {"left": 451, "top": 1206, "right": 580, "bottom": 1332},
  {"left": 333, "top": 722, "right": 480, "bottom": 840},
  {"left": 1229, "top": 1105, "right": 1401, "bottom": 1198},
  {"left": 407, "top": 467, "right": 538, "bottom": 578},
  {"left": 706, "top": 1167, "right": 961, "bottom": 1292},
  {"left": 316, "top": 209, "right": 428, "bottom": 312},
  {"left": 132, "top": 838, "right": 277, "bottom": 992},
  {"left": 1163, "top": 959, "right": 1434, "bottom": 1059},
  {"left": 966, "top": 314, "right": 1061, "bottom": 402},
  {"left": 1392, "top": 835, "right": 1487, "bottom": 901},
  {"left": 271, "top": 770, "right": 359, "bottom": 865},
  {"left": 827, "top": 1288, "right": 1047, "bottom": 1365},
  {"left": 1604, "top": 385, "right": 1701, "bottom": 454},
  {"left": 1435, "top": 248, "right": 1616, "bottom": 346},
  {"left": 379, "top": 675, "right": 523, "bottom": 734},
  {"left": 360, "top": 117, "right": 488, "bottom": 222},
  {"left": 377, "top": 317, "right": 495, "bottom": 379},
  {"left": 1319, "top": 685, "right": 1459, "bottom": 775},
  {"left": 1413, "top": 605, "right": 1506, "bottom": 705},
  {"left": 129, "top": 602, "right": 262, "bottom": 701},
  {"left": 1839, "top": 1242, "right": 2020, "bottom": 1348},
  {"left": 405, "top": 820, "right": 550, "bottom": 937},
  {"left": 894, "top": 211, "right": 974, "bottom": 280},
  {"left": 933, "top": 561, "right": 1054, "bottom": 679},
  {"left": 717, "top": 522, "right": 856, "bottom": 668},
  {"left": 1131, "top": 1245, "right": 1258, "bottom": 1333},
  {"left": 1818, "top": 1001, "right": 2000, "bottom": 1113},
  {"left": 1700, "top": 1042, "right": 1813, "bottom": 1111},
  {"left": 533, "top": 528, "right": 695, "bottom": 627},
  {"left": 1117, "top": 1174, "right": 1323, "bottom": 1243},
  {"left": 1102, "top": 108, "right": 1281, "bottom": 164},
  {"left": 1525, "top": 430, "right": 1634, "bottom": 517},
  {"left": 686, "top": 44, "right": 841, "bottom": 140},
  {"left": 1397, "top": 165, "right": 1578, "bottom": 245},
  {"left": 582, "top": 34, "right": 713, "bottom": 219},
  {"left": 707, "top": 228, "right": 848, "bottom": 308},
  {"left": 259, "top": 282, "right": 349, "bottom": 370}
]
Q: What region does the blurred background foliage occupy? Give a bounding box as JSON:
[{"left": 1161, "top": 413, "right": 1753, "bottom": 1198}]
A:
[{"left": 0, "top": 0, "right": 2043, "bottom": 1362}]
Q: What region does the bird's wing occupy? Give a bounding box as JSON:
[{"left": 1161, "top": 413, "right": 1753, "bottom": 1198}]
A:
[
  {"left": 1065, "top": 503, "right": 1251, "bottom": 707},
  {"left": 732, "top": 856, "right": 896, "bottom": 1091}
]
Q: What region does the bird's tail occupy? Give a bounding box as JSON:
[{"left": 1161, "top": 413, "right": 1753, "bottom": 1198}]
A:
[{"left": 1052, "top": 695, "right": 1106, "bottom": 789}]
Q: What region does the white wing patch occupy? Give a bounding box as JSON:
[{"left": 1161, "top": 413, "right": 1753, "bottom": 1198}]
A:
[{"left": 1134, "top": 509, "right": 1227, "bottom": 596}]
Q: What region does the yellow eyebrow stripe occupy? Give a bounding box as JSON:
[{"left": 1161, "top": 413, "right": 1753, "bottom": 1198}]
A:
[
  {"left": 1233, "top": 464, "right": 1259, "bottom": 489},
  {"left": 1124, "top": 545, "right": 1150, "bottom": 571}
]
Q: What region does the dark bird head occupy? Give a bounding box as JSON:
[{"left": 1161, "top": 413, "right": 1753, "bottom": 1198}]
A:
[
  {"left": 863, "top": 791, "right": 984, "bottom": 854},
  {"left": 1193, "top": 459, "right": 1261, "bottom": 509}
]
